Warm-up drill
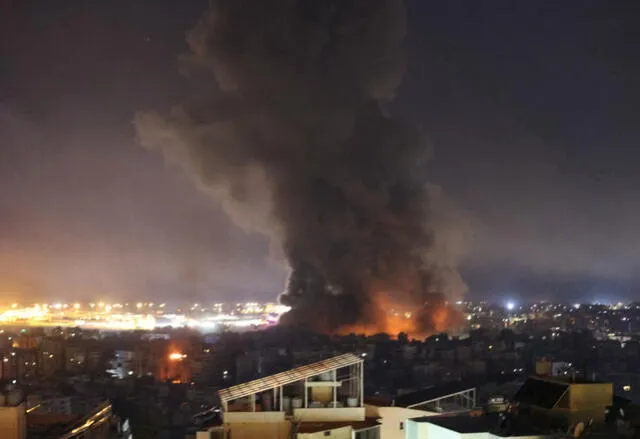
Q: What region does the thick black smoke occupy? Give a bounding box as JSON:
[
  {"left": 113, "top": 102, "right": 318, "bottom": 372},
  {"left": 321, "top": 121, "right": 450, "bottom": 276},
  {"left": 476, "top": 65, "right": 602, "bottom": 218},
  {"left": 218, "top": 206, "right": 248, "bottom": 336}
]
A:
[{"left": 135, "top": 0, "right": 467, "bottom": 333}]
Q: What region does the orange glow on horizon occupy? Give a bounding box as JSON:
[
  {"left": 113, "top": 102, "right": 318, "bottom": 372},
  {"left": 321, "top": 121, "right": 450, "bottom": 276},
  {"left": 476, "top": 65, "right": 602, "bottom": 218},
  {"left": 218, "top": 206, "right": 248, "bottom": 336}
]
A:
[{"left": 336, "top": 292, "right": 462, "bottom": 340}]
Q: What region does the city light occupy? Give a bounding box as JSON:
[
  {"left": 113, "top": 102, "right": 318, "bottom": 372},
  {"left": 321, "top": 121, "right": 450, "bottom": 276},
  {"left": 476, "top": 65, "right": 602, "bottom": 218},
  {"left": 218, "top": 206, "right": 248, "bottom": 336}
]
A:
[
  {"left": 0, "top": 301, "right": 295, "bottom": 332},
  {"left": 506, "top": 301, "right": 515, "bottom": 311}
]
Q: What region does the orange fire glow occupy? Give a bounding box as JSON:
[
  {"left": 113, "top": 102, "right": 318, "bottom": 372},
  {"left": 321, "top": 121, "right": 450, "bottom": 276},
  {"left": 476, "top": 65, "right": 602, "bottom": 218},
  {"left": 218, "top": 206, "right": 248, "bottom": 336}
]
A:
[
  {"left": 159, "top": 341, "right": 192, "bottom": 383},
  {"left": 336, "top": 292, "right": 462, "bottom": 340}
]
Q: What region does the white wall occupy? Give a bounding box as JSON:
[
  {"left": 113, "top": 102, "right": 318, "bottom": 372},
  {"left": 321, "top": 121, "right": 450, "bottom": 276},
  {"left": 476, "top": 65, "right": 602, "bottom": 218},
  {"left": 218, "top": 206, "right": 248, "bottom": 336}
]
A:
[
  {"left": 404, "top": 420, "right": 432, "bottom": 439},
  {"left": 223, "top": 411, "right": 285, "bottom": 423},
  {"left": 297, "top": 425, "right": 352, "bottom": 439},
  {"left": 427, "top": 423, "right": 477, "bottom": 439},
  {"left": 365, "top": 405, "right": 438, "bottom": 439},
  {"left": 406, "top": 420, "right": 553, "bottom": 439},
  {"left": 293, "top": 407, "right": 365, "bottom": 422}
]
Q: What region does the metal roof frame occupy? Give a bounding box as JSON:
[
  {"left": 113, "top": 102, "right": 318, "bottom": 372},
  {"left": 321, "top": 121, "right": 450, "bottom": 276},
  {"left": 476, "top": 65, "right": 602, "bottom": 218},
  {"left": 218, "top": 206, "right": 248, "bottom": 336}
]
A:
[
  {"left": 393, "top": 382, "right": 477, "bottom": 408},
  {"left": 218, "top": 353, "right": 362, "bottom": 403},
  {"left": 405, "top": 387, "right": 475, "bottom": 409}
]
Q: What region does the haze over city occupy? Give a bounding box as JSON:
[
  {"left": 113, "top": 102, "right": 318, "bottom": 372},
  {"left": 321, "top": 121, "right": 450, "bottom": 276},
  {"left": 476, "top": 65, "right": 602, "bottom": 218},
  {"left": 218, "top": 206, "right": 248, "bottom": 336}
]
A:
[
  {"left": 4, "top": 2, "right": 640, "bottom": 439},
  {"left": 2, "top": 0, "right": 640, "bottom": 307}
]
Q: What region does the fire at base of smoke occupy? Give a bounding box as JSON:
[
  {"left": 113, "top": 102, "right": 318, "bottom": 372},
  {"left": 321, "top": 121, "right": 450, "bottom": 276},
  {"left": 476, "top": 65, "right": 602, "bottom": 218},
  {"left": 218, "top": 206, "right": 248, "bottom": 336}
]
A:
[{"left": 135, "top": 0, "right": 469, "bottom": 336}]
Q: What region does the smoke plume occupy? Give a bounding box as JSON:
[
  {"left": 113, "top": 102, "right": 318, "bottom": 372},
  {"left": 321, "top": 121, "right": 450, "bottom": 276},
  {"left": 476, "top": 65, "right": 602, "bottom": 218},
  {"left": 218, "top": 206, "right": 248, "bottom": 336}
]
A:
[{"left": 135, "top": 0, "right": 468, "bottom": 335}]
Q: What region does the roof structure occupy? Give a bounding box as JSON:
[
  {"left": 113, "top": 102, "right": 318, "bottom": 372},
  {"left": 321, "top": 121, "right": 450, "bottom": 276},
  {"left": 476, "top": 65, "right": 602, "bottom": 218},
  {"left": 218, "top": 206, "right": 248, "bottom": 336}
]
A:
[
  {"left": 513, "top": 377, "right": 568, "bottom": 409},
  {"left": 218, "top": 353, "right": 362, "bottom": 404},
  {"left": 393, "top": 382, "right": 476, "bottom": 408}
]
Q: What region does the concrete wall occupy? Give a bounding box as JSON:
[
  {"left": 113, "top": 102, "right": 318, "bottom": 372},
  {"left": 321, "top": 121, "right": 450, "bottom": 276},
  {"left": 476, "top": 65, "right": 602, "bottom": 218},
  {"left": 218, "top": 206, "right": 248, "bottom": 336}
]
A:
[
  {"left": 297, "top": 425, "right": 352, "bottom": 439},
  {"left": 224, "top": 411, "right": 290, "bottom": 439},
  {"left": 406, "top": 420, "right": 552, "bottom": 439},
  {"left": 365, "top": 405, "right": 437, "bottom": 439},
  {"left": 405, "top": 419, "right": 435, "bottom": 439},
  {"left": 225, "top": 421, "right": 290, "bottom": 439},
  {"left": 567, "top": 383, "right": 612, "bottom": 423},
  {"left": 195, "top": 426, "right": 225, "bottom": 439},
  {"left": 294, "top": 407, "right": 365, "bottom": 422},
  {"left": 0, "top": 403, "right": 26, "bottom": 439},
  {"left": 223, "top": 411, "right": 285, "bottom": 423},
  {"left": 425, "top": 422, "right": 468, "bottom": 439}
]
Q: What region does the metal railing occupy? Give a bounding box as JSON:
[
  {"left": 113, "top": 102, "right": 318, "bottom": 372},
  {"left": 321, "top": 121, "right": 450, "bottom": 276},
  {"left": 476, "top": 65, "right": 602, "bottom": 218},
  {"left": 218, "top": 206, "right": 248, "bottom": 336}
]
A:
[{"left": 55, "top": 401, "right": 112, "bottom": 439}]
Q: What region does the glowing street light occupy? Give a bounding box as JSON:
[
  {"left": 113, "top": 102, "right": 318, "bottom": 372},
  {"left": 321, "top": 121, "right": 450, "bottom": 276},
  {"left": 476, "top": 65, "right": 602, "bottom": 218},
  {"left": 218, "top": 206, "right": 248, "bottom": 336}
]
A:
[{"left": 506, "top": 301, "right": 515, "bottom": 311}]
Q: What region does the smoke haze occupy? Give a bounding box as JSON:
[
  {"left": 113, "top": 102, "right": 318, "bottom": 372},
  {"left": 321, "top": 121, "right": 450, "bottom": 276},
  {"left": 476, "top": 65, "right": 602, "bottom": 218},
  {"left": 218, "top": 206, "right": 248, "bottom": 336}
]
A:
[{"left": 136, "top": 0, "right": 468, "bottom": 334}]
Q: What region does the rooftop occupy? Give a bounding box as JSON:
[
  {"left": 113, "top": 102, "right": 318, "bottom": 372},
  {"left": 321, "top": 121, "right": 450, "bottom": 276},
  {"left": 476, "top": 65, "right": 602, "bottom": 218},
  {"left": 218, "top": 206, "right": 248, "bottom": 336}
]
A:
[
  {"left": 218, "top": 353, "right": 362, "bottom": 404},
  {"left": 513, "top": 377, "right": 568, "bottom": 409},
  {"left": 393, "top": 382, "right": 475, "bottom": 408},
  {"left": 296, "top": 418, "right": 380, "bottom": 434},
  {"left": 412, "top": 413, "right": 544, "bottom": 437}
]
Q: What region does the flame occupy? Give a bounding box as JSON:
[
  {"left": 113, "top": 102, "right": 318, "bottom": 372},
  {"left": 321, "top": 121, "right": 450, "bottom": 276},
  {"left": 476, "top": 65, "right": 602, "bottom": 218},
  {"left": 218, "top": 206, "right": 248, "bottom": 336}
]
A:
[
  {"left": 336, "top": 291, "right": 462, "bottom": 340},
  {"left": 168, "top": 352, "right": 185, "bottom": 361}
]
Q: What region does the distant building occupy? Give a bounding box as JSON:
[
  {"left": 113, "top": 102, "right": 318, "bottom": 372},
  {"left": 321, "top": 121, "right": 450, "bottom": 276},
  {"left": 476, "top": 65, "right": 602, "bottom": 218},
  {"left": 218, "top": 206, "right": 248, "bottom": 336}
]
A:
[
  {"left": 107, "top": 350, "right": 136, "bottom": 379},
  {"left": 534, "top": 359, "right": 573, "bottom": 377}
]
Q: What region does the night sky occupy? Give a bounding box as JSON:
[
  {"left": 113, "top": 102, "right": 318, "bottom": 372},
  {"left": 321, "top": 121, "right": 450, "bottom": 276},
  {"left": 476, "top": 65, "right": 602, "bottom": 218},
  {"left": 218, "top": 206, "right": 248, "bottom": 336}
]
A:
[{"left": 2, "top": 1, "right": 640, "bottom": 303}]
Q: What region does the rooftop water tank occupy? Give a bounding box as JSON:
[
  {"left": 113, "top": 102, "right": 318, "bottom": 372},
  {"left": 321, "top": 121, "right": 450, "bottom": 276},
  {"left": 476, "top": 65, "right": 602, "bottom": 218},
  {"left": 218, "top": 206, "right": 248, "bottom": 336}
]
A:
[{"left": 318, "top": 372, "right": 332, "bottom": 381}]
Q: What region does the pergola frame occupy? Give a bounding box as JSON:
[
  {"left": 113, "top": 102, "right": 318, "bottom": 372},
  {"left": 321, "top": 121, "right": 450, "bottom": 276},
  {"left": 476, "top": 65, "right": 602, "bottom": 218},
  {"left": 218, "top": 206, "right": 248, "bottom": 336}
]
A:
[
  {"left": 404, "top": 387, "right": 476, "bottom": 410},
  {"left": 218, "top": 353, "right": 365, "bottom": 412}
]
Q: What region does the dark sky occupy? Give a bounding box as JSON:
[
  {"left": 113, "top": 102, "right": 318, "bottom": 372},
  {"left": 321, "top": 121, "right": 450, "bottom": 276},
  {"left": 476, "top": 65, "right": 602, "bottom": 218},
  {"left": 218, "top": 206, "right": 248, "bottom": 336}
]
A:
[{"left": 1, "top": 0, "right": 639, "bottom": 302}]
